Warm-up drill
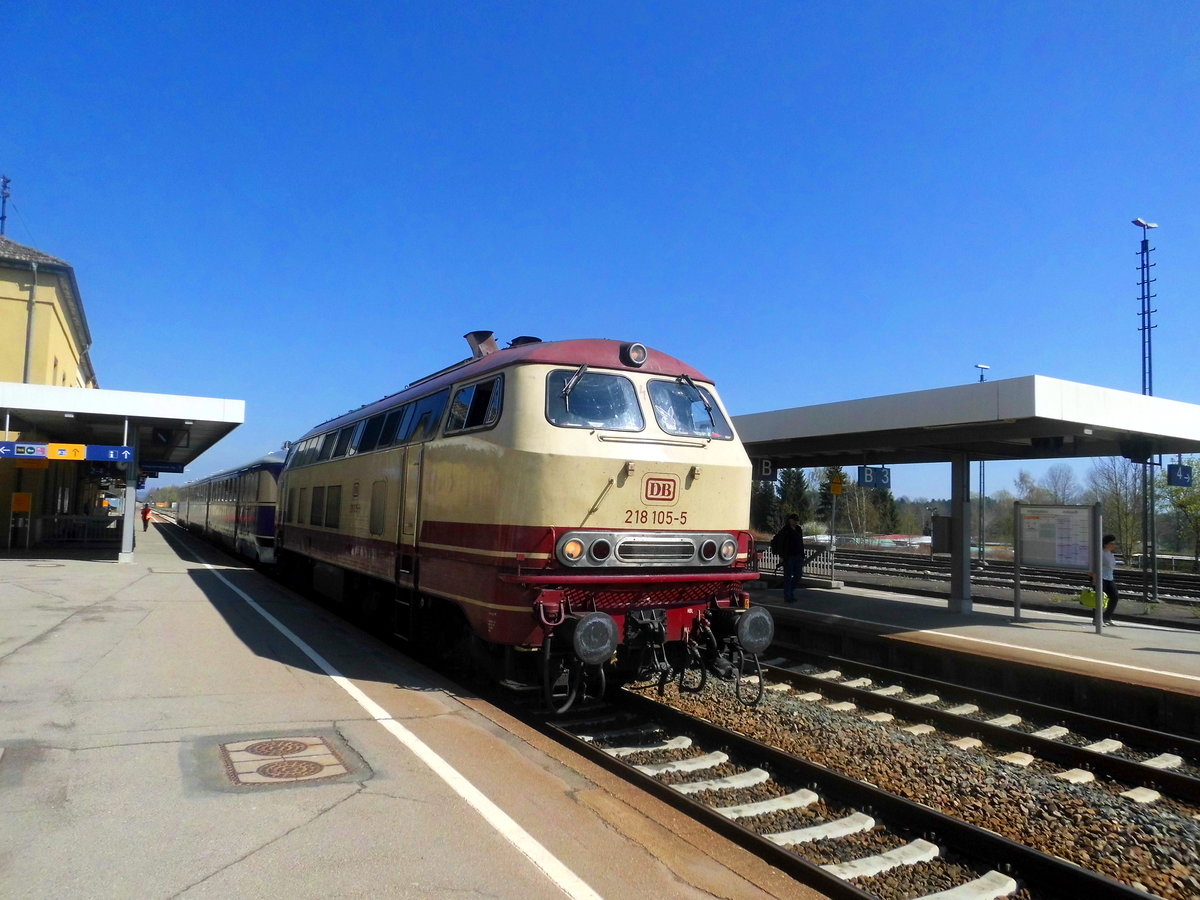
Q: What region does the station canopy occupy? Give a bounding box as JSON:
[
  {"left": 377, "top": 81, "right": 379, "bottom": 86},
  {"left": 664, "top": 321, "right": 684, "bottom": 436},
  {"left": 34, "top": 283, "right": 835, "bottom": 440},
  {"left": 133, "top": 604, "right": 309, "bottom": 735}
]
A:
[
  {"left": 734, "top": 376, "right": 1200, "bottom": 468},
  {"left": 1, "top": 381, "right": 244, "bottom": 472}
]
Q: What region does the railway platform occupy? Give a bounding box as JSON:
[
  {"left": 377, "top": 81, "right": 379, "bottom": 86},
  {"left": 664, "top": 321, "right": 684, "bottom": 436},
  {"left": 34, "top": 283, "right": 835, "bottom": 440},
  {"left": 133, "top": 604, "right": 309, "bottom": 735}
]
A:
[
  {"left": 0, "top": 524, "right": 813, "bottom": 900},
  {"left": 757, "top": 580, "right": 1200, "bottom": 735}
]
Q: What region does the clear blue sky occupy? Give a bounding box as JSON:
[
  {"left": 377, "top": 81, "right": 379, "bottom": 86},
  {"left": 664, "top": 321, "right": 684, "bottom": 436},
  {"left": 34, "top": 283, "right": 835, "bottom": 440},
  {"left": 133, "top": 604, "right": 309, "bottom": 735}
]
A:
[{"left": 4, "top": 2, "right": 1197, "bottom": 501}]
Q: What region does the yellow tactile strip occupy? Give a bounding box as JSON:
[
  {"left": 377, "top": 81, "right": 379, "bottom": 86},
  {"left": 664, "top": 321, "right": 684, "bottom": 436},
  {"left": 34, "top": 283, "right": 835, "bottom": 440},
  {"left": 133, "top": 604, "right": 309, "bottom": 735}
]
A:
[{"left": 219, "top": 736, "right": 349, "bottom": 786}]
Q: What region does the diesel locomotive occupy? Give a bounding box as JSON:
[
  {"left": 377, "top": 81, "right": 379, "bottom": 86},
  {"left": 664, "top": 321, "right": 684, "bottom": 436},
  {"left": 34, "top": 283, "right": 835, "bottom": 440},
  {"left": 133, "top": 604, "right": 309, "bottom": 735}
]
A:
[{"left": 191, "top": 333, "right": 773, "bottom": 710}]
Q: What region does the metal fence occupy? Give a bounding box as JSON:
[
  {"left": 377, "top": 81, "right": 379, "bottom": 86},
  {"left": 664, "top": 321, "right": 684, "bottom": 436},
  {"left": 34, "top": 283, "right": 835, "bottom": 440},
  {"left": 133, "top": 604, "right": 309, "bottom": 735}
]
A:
[
  {"left": 34, "top": 515, "right": 122, "bottom": 546},
  {"left": 756, "top": 541, "right": 833, "bottom": 582}
]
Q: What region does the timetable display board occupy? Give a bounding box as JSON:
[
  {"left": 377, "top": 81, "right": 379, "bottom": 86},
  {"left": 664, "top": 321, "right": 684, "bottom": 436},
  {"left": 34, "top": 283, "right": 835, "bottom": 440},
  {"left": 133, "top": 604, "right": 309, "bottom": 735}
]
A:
[{"left": 1017, "top": 505, "right": 1094, "bottom": 571}]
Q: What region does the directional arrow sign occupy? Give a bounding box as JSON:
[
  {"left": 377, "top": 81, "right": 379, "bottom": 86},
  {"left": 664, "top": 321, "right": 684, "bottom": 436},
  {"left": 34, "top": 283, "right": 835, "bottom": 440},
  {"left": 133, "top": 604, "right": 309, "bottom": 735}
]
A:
[
  {"left": 86, "top": 445, "right": 135, "bottom": 462},
  {"left": 0, "top": 442, "right": 48, "bottom": 458},
  {"left": 48, "top": 443, "right": 87, "bottom": 460}
]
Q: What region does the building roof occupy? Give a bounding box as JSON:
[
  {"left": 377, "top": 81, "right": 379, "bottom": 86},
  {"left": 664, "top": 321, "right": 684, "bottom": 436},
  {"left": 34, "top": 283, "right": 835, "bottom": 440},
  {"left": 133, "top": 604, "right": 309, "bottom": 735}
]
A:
[
  {"left": 0, "top": 236, "right": 95, "bottom": 384},
  {"left": 0, "top": 235, "right": 72, "bottom": 267}
]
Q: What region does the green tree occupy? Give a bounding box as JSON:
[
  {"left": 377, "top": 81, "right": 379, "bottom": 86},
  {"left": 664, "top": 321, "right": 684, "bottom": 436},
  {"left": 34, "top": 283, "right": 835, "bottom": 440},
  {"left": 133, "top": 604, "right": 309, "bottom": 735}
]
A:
[
  {"left": 1160, "top": 456, "right": 1200, "bottom": 572},
  {"left": 749, "top": 478, "right": 779, "bottom": 535},
  {"left": 777, "top": 468, "right": 811, "bottom": 529},
  {"left": 872, "top": 487, "right": 900, "bottom": 533},
  {"left": 1086, "top": 457, "right": 1142, "bottom": 557}
]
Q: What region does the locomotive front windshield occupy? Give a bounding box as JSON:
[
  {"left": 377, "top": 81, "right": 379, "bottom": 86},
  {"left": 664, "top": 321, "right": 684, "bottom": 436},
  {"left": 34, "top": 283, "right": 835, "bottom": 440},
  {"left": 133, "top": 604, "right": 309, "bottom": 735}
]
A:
[
  {"left": 546, "top": 370, "right": 644, "bottom": 430},
  {"left": 648, "top": 380, "right": 734, "bottom": 439}
]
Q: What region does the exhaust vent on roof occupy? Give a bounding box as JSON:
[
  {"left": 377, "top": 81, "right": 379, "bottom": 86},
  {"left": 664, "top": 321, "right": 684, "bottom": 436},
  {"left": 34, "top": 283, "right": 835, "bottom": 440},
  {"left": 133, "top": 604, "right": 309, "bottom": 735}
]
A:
[
  {"left": 509, "top": 335, "right": 542, "bottom": 346},
  {"left": 465, "top": 331, "right": 499, "bottom": 358}
]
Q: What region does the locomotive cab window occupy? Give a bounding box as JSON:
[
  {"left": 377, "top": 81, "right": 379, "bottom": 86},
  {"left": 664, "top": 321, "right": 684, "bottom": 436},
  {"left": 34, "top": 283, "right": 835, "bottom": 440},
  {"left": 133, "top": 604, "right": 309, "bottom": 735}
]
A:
[
  {"left": 446, "top": 376, "right": 503, "bottom": 434},
  {"left": 546, "top": 370, "right": 644, "bottom": 431},
  {"left": 648, "top": 380, "right": 733, "bottom": 439},
  {"left": 356, "top": 413, "right": 389, "bottom": 453}
]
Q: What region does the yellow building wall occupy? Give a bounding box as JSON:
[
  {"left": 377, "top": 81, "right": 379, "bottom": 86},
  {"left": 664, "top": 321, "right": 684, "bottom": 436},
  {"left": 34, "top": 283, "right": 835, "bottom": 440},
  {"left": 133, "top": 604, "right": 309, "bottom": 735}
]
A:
[{"left": 0, "top": 265, "right": 94, "bottom": 387}]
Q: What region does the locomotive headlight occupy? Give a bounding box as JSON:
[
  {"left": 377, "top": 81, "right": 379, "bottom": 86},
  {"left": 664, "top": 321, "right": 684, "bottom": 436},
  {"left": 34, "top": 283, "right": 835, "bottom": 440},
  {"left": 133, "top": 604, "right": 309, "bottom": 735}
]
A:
[
  {"left": 589, "top": 538, "right": 612, "bottom": 561},
  {"left": 699, "top": 540, "right": 718, "bottom": 561},
  {"left": 620, "top": 342, "right": 648, "bottom": 367},
  {"left": 562, "top": 539, "right": 585, "bottom": 562},
  {"left": 718, "top": 538, "right": 738, "bottom": 562}
]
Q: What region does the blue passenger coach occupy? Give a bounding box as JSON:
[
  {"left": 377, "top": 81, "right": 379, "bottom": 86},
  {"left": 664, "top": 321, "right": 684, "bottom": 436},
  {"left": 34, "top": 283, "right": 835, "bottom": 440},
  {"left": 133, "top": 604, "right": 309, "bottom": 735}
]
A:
[{"left": 178, "top": 451, "right": 285, "bottom": 564}]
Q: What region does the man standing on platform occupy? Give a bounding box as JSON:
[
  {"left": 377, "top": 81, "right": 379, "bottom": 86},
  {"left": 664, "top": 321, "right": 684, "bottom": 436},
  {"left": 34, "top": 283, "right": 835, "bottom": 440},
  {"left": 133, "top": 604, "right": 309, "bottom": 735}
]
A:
[{"left": 771, "top": 514, "right": 805, "bottom": 604}]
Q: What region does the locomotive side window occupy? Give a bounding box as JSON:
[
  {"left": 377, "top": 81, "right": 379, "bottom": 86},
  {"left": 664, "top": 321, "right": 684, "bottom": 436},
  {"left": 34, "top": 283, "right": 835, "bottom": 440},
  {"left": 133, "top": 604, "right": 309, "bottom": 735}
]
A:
[
  {"left": 404, "top": 389, "right": 450, "bottom": 443},
  {"left": 369, "top": 480, "right": 387, "bottom": 535},
  {"left": 377, "top": 405, "right": 409, "bottom": 450},
  {"left": 316, "top": 431, "right": 338, "bottom": 462},
  {"left": 324, "top": 485, "right": 342, "bottom": 529},
  {"left": 332, "top": 425, "right": 357, "bottom": 459},
  {"left": 546, "top": 371, "right": 644, "bottom": 431},
  {"left": 647, "top": 380, "right": 734, "bottom": 439},
  {"left": 446, "top": 376, "right": 503, "bottom": 434},
  {"left": 286, "top": 488, "right": 296, "bottom": 523},
  {"left": 356, "top": 414, "right": 388, "bottom": 453},
  {"left": 311, "top": 486, "right": 326, "bottom": 526}
]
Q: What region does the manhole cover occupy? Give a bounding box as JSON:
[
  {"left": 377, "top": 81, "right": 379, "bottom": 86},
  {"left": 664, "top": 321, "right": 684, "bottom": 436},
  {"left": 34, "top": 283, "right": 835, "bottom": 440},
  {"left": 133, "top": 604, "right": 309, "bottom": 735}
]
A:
[
  {"left": 257, "top": 759, "right": 325, "bottom": 779},
  {"left": 245, "top": 739, "right": 309, "bottom": 757},
  {"left": 219, "top": 736, "right": 349, "bottom": 787}
]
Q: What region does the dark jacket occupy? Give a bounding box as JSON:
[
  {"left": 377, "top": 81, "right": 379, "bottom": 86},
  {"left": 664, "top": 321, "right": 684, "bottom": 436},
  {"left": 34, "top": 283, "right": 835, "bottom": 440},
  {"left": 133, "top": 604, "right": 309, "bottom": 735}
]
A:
[{"left": 771, "top": 523, "right": 804, "bottom": 558}]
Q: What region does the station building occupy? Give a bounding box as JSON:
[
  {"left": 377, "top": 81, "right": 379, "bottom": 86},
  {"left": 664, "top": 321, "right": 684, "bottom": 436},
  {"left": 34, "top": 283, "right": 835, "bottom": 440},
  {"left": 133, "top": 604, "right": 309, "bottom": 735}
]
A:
[{"left": 0, "top": 235, "right": 242, "bottom": 558}]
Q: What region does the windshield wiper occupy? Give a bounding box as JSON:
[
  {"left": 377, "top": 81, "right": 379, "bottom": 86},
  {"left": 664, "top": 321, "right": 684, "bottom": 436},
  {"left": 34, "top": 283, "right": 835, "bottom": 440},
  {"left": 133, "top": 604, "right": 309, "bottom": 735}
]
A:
[
  {"left": 562, "top": 364, "right": 588, "bottom": 412},
  {"left": 678, "top": 373, "right": 712, "bottom": 412}
]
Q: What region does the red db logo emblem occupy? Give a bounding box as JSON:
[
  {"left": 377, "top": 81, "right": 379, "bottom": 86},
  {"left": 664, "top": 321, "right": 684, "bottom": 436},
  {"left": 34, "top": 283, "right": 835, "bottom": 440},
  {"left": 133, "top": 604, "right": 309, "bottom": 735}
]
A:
[{"left": 643, "top": 475, "right": 677, "bottom": 504}]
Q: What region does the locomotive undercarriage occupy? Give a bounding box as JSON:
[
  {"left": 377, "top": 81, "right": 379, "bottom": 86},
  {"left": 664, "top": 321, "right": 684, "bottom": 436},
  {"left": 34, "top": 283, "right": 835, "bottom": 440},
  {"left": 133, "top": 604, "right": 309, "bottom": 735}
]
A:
[{"left": 533, "top": 589, "right": 775, "bottom": 715}]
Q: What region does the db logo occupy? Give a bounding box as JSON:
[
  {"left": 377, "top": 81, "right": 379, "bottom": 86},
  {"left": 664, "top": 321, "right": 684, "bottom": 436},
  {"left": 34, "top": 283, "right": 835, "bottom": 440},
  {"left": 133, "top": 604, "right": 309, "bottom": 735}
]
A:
[{"left": 643, "top": 475, "right": 677, "bottom": 504}]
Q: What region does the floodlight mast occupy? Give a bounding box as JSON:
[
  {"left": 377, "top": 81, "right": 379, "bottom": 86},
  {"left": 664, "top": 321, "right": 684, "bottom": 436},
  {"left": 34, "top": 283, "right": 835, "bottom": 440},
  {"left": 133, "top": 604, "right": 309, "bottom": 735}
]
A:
[{"left": 1132, "top": 217, "right": 1159, "bottom": 605}]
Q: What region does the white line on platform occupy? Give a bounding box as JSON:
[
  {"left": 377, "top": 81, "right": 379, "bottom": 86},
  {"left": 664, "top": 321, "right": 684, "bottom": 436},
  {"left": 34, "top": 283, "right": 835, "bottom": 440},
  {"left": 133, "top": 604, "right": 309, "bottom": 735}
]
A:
[{"left": 201, "top": 563, "right": 601, "bottom": 900}]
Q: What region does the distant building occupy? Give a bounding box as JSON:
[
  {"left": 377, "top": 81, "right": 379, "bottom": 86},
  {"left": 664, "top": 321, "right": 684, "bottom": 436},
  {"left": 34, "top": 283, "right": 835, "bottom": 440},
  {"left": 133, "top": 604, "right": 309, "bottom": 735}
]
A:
[{"left": 0, "top": 236, "right": 97, "bottom": 388}]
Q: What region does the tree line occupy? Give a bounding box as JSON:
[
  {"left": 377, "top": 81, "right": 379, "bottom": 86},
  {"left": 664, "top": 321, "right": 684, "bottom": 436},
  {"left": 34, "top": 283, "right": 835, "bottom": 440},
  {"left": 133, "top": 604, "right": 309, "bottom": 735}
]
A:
[{"left": 752, "top": 456, "right": 1200, "bottom": 570}]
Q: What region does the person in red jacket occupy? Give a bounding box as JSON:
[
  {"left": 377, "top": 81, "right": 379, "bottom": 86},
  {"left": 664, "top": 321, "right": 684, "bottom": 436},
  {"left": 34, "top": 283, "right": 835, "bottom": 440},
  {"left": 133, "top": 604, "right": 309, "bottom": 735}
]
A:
[{"left": 141, "top": 503, "right": 153, "bottom": 532}]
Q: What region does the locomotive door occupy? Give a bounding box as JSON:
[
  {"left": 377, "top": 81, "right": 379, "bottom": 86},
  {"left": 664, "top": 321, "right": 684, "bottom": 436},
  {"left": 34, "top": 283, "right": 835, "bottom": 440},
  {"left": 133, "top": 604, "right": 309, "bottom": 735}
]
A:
[
  {"left": 401, "top": 445, "right": 422, "bottom": 545},
  {"left": 392, "top": 446, "right": 424, "bottom": 642}
]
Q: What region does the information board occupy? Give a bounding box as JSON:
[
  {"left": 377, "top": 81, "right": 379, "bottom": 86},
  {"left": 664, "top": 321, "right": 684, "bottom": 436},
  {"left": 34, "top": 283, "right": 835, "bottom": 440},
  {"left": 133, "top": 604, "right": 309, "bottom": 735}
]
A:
[{"left": 1017, "top": 505, "right": 1094, "bottom": 571}]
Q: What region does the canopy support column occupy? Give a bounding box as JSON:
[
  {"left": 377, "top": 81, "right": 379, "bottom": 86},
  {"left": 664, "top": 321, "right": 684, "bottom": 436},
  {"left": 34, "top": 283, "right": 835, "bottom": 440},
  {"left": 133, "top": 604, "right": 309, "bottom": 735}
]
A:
[{"left": 949, "top": 452, "right": 972, "bottom": 613}]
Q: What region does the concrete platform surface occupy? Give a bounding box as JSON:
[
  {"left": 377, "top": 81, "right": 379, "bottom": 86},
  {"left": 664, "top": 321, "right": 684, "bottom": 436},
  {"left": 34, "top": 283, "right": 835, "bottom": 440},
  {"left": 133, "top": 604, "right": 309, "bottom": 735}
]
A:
[
  {"left": 759, "top": 582, "right": 1200, "bottom": 698},
  {"left": 0, "top": 524, "right": 816, "bottom": 900}
]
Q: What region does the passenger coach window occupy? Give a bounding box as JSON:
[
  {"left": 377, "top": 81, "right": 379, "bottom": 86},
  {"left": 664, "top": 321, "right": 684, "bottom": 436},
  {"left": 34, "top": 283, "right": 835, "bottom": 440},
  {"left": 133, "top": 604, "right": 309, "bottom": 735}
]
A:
[
  {"left": 546, "top": 370, "right": 643, "bottom": 431},
  {"left": 647, "top": 380, "right": 734, "bottom": 439},
  {"left": 446, "top": 376, "right": 503, "bottom": 434}
]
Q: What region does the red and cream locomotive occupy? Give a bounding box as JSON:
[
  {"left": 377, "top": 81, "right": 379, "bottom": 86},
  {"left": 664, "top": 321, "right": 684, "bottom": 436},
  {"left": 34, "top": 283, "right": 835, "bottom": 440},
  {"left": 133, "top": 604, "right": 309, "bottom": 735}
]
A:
[{"left": 276, "top": 333, "right": 772, "bottom": 709}]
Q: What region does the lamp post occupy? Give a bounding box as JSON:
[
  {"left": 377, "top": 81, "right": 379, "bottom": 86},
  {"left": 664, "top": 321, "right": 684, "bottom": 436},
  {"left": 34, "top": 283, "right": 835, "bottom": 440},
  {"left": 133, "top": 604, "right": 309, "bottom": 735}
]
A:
[
  {"left": 974, "top": 364, "right": 989, "bottom": 561},
  {"left": 1132, "top": 217, "right": 1159, "bottom": 603}
]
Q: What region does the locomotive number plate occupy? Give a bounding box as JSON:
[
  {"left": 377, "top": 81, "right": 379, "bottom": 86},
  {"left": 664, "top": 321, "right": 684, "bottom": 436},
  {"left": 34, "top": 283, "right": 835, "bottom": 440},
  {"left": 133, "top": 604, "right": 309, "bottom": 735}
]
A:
[{"left": 625, "top": 508, "right": 688, "bottom": 526}]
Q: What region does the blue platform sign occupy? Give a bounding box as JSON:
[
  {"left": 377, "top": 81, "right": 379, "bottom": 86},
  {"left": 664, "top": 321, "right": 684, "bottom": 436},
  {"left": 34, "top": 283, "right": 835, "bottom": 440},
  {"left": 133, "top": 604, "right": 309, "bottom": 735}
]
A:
[
  {"left": 0, "top": 441, "right": 48, "bottom": 458},
  {"left": 141, "top": 460, "right": 185, "bottom": 473},
  {"left": 86, "top": 445, "right": 134, "bottom": 462},
  {"left": 857, "top": 466, "right": 891, "bottom": 488},
  {"left": 1168, "top": 464, "right": 1193, "bottom": 487}
]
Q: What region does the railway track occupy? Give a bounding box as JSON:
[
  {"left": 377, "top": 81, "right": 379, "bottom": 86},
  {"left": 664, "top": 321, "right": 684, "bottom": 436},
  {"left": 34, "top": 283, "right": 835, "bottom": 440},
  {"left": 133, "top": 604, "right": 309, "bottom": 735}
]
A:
[
  {"left": 534, "top": 684, "right": 1176, "bottom": 899},
  {"left": 823, "top": 549, "right": 1200, "bottom": 608}
]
